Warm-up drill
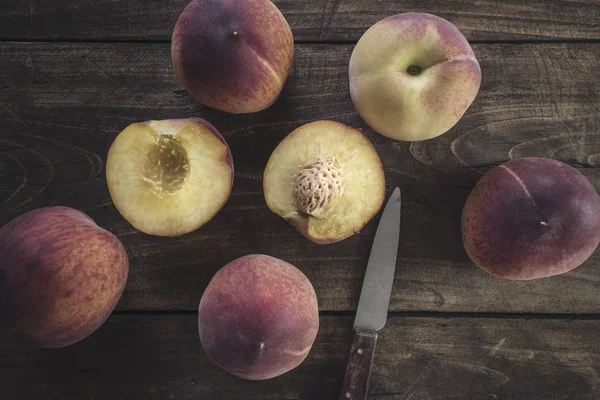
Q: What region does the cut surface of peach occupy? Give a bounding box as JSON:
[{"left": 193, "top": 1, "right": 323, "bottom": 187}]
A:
[
  {"left": 106, "top": 118, "right": 233, "bottom": 237},
  {"left": 264, "top": 120, "right": 385, "bottom": 244}
]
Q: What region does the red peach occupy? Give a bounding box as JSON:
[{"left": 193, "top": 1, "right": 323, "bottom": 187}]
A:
[
  {"left": 198, "top": 255, "right": 319, "bottom": 380},
  {"left": 0, "top": 207, "right": 129, "bottom": 347}
]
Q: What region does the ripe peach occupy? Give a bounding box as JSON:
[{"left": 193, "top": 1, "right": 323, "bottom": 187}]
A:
[
  {"left": 172, "top": 0, "right": 294, "bottom": 113},
  {"left": 0, "top": 207, "right": 128, "bottom": 347},
  {"left": 349, "top": 13, "right": 481, "bottom": 141},
  {"left": 198, "top": 255, "right": 319, "bottom": 380},
  {"left": 462, "top": 158, "right": 600, "bottom": 280},
  {"left": 263, "top": 120, "right": 386, "bottom": 244},
  {"left": 106, "top": 118, "right": 233, "bottom": 237}
]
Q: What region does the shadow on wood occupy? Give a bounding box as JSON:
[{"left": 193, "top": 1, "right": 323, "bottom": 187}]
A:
[{"left": 1, "top": 315, "right": 599, "bottom": 399}]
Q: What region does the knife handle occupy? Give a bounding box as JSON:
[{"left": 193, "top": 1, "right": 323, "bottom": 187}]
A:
[{"left": 338, "top": 328, "right": 378, "bottom": 400}]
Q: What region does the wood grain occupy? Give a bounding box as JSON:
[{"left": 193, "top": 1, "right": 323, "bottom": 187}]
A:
[
  {"left": 1, "top": 42, "right": 600, "bottom": 313},
  {"left": 1, "top": 315, "right": 599, "bottom": 399},
  {"left": 1, "top": 0, "right": 600, "bottom": 42}
]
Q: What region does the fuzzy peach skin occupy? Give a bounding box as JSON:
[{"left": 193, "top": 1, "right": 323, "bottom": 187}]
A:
[
  {"left": 349, "top": 13, "right": 481, "bottom": 141},
  {"left": 0, "top": 207, "right": 128, "bottom": 347},
  {"left": 462, "top": 158, "right": 600, "bottom": 280},
  {"left": 199, "top": 255, "right": 319, "bottom": 380},
  {"left": 172, "top": 0, "right": 294, "bottom": 114}
]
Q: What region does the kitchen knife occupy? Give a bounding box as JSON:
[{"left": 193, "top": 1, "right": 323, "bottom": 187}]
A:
[{"left": 339, "top": 187, "right": 402, "bottom": 400}]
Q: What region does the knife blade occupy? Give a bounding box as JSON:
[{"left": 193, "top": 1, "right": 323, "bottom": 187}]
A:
[{"left": 338, "top": 187, "right": 402, "bottom": 400}]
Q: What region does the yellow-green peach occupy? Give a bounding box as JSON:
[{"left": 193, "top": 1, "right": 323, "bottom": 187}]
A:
[{"left": 350, "top": 13, "right": 481, "bottom": 141}]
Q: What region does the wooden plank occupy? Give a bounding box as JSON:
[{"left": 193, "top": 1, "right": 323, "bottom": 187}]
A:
[
  {"left": 1, "top": 42, "right": 600, "bottom": 313},
  {"left": 1, "top": 315, "right": 599, "bottom": 399},
  {"left": 1, "top": 0, "right": 600, "bottom": 42}
]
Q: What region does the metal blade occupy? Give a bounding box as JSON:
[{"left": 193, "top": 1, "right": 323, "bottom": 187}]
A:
[{"left": 353, "top": 187, "right": 402, "bottom": 331}]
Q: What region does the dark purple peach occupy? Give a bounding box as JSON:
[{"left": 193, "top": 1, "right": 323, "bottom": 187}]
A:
[
  {"left": 462, "top": 157, "right": 600, "bottom": 280},
  {"left": 172, "top": 0, "right": 294, "bottom": 114},
  {"left": 0, "top": 207, "right": 129, "bottom": 347},
  {"left": 198, "top": 254, "right": 319, "bottom": 380}
]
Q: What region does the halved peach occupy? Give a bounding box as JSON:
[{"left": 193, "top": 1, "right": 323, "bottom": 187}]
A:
[
  {"left": 263, "top": 120, "right": 386, "bottom": 244},
  {"left": 106, "top": 118, "right": 233, "bottom": 237}
]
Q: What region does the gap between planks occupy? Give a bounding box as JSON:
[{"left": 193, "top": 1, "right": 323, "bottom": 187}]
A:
[
  {"left": 1, "top": 38, "right": 600, "bottom": 45},
  {"left": 111, "top": 309, "right": 600, "bottom": 320}
]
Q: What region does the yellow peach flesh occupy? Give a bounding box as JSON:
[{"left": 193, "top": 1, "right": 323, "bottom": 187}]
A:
[
  {"left": 263, "top": 120, "right": 385, "bottom": 243},
  {"left": 106, "top": 120, "right": 233, "bottom": 237}
]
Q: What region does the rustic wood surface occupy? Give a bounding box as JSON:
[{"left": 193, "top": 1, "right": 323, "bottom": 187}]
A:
[
  {"left": 2, "top": 42, "right": 600, "bottom": 313},
  {"left": 2, "top": 315, "right": 599, "bottom": 399},
  {"left": 1, "top": 0, "right": 600, "bottom": 42},
  {"left": 2, "top": 1, "right": 600, "bottom": 399}
]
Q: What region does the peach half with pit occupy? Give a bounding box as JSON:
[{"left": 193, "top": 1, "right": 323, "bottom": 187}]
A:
[
  {"left": 263, "top": 120, "right": 386, "bottom": 244},
  {"left": 106, "top": 118, "right": 233, "bottom": 237}
]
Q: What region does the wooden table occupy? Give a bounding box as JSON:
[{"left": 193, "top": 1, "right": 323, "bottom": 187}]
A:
[{"left": 1, "top": 1, "right": 600, "bottom": 399}]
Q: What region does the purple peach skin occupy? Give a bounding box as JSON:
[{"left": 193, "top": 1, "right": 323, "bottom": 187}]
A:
[
  {"left": 199, "top": 254, "right": 319, "bottom": 380},
  {"left": 172, "top": 0, "right": 294, "bottom": 114},
  {"left": 0, "top": 207, "right": 129, "bottom": 347},
  {"left": 462, "top": 157, "right": 600, "bottom": 280}
]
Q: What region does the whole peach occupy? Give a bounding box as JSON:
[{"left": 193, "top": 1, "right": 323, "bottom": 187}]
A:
[
  {"left": 198, "top": 255, "right": 319, "bottom": 380},
  {"left": 350, "top": 13, "right": 481, "bottom": 141},
  {"left": 0, "top": 207, "right": 129, "bottom": 347},
  {"left": 462, "top": 158, "right": 600, "bottom": 280},
  {"left": 172, "top": 0, "right": 294, "bottom": 113}
]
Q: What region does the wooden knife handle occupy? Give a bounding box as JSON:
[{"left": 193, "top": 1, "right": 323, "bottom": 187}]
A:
[{"left": 338, "top": 328, "right": 378, "bottom": 400}]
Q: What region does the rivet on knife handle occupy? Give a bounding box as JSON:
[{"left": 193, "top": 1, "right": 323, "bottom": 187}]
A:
[{"left": 338, "top": 328, "right": 378, "bottom": 400}]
